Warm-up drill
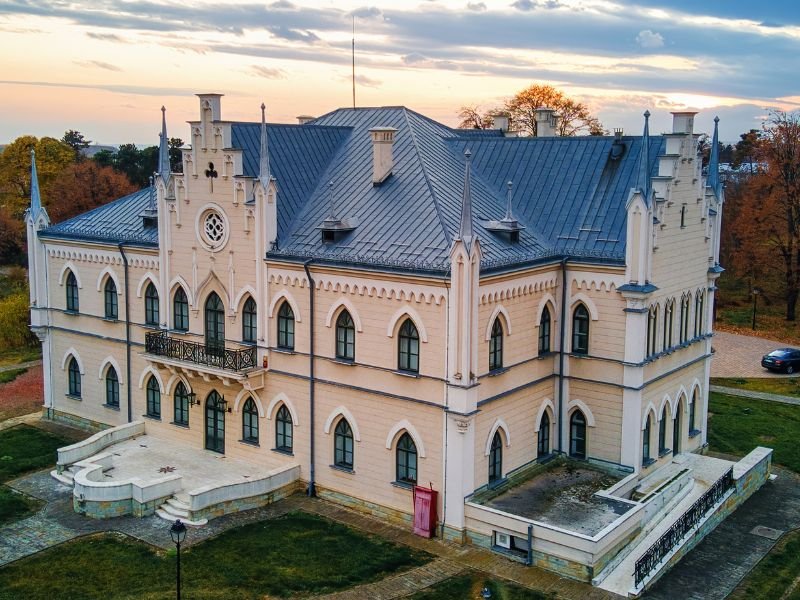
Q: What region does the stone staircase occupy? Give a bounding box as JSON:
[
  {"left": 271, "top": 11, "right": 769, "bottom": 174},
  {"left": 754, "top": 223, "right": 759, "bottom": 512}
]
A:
[
  {"left": 155, "top": 494, "right": 207, "bottom": 527},
  {"left": 50, "top": 466, "right": 77, "bottom": 487}
]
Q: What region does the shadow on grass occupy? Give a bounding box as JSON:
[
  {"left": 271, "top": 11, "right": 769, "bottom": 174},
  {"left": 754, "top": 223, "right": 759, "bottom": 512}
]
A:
[
  {"left": 408, "top": 571, "right": 552, "bottom": 600},
  {"left": 0, "top": 512, "right": 432, "bottom": 599}
]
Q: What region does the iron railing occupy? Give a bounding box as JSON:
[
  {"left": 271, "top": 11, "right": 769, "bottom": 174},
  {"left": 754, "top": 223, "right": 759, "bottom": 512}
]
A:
[
  {"left": 145, "top": 331, "right": 257, "bottom": 373},
  {"left": 634, "top": 467, "right": 734, "bottom": 588}
]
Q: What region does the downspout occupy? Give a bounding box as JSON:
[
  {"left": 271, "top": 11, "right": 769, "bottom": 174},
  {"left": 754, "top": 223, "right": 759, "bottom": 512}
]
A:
[
  {"left": 303, "top": 259, "right": 316, "bottom": 497},
  {"left": 557, "top": 257, "right": 568, "bottom": 454},
  {"left": 118, "top": 243, "right": 133, "bottom": 424}
]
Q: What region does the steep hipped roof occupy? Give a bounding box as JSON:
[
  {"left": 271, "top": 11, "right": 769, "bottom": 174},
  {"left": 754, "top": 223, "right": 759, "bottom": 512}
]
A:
[{"left": 41, "top": 106, "right": 665, "bottom": 273}]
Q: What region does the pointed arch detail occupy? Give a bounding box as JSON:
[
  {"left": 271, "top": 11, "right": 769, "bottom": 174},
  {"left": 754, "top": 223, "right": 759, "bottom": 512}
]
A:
[
  {"left": 233, "top": 388, "right": 265, "bottom": 417},
  {"left": 266, "top": 392, "right": 300, "bottom": 427},
  {"left": 535, "top": 398, "right": 556, "bottom": 430},
  {"left": 60, "top": 347, "right": 84, "bottom": 373},
  {"left": 566, "top": 399, "right": 596, "bottom": 426},
  {"left": 165, "top": 373, "right": 192, "bottom": 396},
  {"left": 97, "top": 356, "right": 123, "bottom": 383},
  {"left": 58, "top": 262, "right": 82, "bottom": 288},
  {"left": 325, "top": 298, "right": 363, "bottom": 332},
  {"left": 323, "top": 406, "right": 361, "bottom": 441},
  {"left": 642, "top": 401, "right": 658, "bottom": 429},
  {"left": 485, "top": 305, "right": 512, "bottom": 340},
  {"left": 135, "top": 271, "right": 161, "bottom": 299},
  {"left": 384, "top": 420, "right": 427, "bottom": 457},
  {"left": 570, "top": 293, "right": 599, "bottom": 320},
  {"left": 534, "top": 293, "right": 558, "bottom": 326},
  {"left": 268, "top": 290, "right": 302, "bottom": 322},
  {"left": 484, "top": 418, "right": 511, "bottom": 456},
  {"left": 96, "top": 267, "right": 121, "bottom": 294},
  {"left": 658, "top": 394, "right": 673, "bottom": 419},
  {"left": 169, "top": 275, "right": 194, "bottom": 307},
  {"left": 386, "top": 306, "right": 428, "bottom": 343},
  {"left": 233, "top": 285, "right": 258, "bottom": 315},
  {"left": 137, "top": 366, "right": 165, "bottom": 393}
]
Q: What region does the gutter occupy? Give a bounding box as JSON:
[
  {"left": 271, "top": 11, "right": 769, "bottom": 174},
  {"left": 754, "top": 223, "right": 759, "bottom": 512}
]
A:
[
  {"left": 558, "top": 257, "right": 569, "bottom": 454},
  {"left": 118, "top": 243, "right": 133, "bottom": 424},
  {"left": 303, "top": 259, "right": 317, "bottom": 497}
]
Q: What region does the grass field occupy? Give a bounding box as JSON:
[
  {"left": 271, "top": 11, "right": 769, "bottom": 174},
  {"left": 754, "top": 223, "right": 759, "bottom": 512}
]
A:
[
  {"left": 0, "top": 513, "right": 432, "bottom": 599},
  {"left": 711, "top": 377, "right": 800, "bottom": 396},
  {"left": 707, "top": 392, "right": 800, "bottom": 473},
  {"left": 729, "top": 529, "right": 800, "bottom": 600},
  {"left": 409, "top": 572, "right": 551, "bottom": 599},
  {"left": 0, "top": 346, "right": 41, "bottom": 369},
  {"left": 0, "top": 425, "right": 71, "bottom": 525},
  {"left": 0, "top": 368, "right": 26, "bottom": 385}
]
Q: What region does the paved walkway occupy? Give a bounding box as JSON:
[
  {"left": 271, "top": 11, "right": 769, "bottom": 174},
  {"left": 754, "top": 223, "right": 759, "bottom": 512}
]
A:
[
  {"left": 712, "top": 331, "right": 793, "bottom": 378},
  {"left": 645, "top": 465, "right": 800, "bottom": 600},
  {"left": 710, "top": 385, "right": 800, "bottom": 406},
  {"left": 0, "top": 359, "right": 41, "bottom": 374}
]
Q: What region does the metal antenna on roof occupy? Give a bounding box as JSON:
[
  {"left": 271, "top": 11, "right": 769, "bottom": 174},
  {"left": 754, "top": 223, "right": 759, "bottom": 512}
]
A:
[{"left": 352, "top": 16, "right": 356, "bottom": 109}]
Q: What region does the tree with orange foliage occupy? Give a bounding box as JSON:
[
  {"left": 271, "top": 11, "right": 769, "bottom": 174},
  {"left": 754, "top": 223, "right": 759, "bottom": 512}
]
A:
[
  {"left": 47, "top": 161, "right": 137, "bottom": 224},
  {"left": 505, "top": 84, "right": 604, "bottom": 137},
  {"left": 725, "top": 111, "right": 800, "bottom": 320}
]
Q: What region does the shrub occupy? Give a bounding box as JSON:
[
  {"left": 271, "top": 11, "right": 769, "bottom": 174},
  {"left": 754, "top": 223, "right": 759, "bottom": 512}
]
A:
[{"left": 0, "top": 292, "right": 36, "bottom": 349}]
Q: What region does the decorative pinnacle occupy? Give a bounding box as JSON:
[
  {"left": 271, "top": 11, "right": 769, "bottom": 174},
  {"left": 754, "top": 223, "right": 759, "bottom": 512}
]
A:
[
  {"left": 158, "top": 106, "right": 170, "bottom": 184},
  {"left": 30, "top": 149, "right": 42, "bottom": 218},
  {"left": 637, "top": 109, "right": 651, "bottom": 201},
  {"left": 327, "top": 180, "right": 336, "bottom": 220},
  {"left": 259, "top": 102, "right": 271, "bottom": 187},
  {"left": 458, "top": 148, "right": 475, "bottom": 248},
  {"left": 708, "top": 115, "right": 721, "bottom": 196}
]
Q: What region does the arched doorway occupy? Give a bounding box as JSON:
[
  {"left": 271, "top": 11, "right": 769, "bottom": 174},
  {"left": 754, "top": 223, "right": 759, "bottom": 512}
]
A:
[
  {"left": 205, "top": 390, "right": 225, "bottom": 453},
  {"left": 205, "top": 292, "right": 225, "bottom": 358}
]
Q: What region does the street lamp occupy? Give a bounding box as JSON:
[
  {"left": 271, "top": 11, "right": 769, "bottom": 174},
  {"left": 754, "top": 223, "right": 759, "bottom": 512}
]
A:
[
  {"left": 481, "top": 586, "right": 492, "bottom": 599},
  {"left": 752, "top": 287, "right": 761, "bottom": 330},
  {"left": 170, "top": 519, "right": 187, "bottom": 600}
]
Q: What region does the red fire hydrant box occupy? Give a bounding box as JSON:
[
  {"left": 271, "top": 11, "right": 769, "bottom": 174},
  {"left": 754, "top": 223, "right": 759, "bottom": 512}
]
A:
[{"left": 412, "top": 485, "right": 438, "bottom": 538}]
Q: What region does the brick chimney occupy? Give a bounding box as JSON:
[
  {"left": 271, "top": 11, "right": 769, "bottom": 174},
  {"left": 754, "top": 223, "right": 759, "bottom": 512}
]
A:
[
  {"left": 297, "top": 115, "right": 315, "bottom": 125},
  {"left": 369, "top": 127, "right": 397, "bottom": 185},
  {"left": 671, "top": 111, "right": 697, "bottom": 135},
  {"left": 535, "top": 107, "right": 558, "bottom": 137}
]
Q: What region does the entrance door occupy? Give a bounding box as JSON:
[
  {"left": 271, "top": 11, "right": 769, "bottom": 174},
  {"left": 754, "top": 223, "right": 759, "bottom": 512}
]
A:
[
  {"left": 673, "top": 401, "right": 682, "bottom": 454},
  {"left": 205, "top": 390, "right": 225, "bottom": 453},
  {"left": 205, "top": 292, "right": 225, "bottom": 360}
]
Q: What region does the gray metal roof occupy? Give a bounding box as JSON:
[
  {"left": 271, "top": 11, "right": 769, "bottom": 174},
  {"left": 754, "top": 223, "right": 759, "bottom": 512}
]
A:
[
  {"left": 40, "top": 187, "right": 158, "bottom": 247},
  {"left": 42, "top": 106, "right": 666, "bottom": 273}
]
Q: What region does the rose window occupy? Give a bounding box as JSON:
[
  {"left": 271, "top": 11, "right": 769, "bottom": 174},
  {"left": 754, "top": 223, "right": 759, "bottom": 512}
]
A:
[{"left": 204, "top": 212, "right": 225, "bottom": 246}]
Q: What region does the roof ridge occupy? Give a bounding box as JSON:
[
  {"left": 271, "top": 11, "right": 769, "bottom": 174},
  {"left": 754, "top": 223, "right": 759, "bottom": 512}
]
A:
[{"left": 403, "top": 107, "right": 452, "bottom": 247}]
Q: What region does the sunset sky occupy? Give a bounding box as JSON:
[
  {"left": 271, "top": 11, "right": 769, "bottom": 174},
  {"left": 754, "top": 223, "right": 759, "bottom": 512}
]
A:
[{"left": 1, "top": 0, "right": 798, "bottom": 145}]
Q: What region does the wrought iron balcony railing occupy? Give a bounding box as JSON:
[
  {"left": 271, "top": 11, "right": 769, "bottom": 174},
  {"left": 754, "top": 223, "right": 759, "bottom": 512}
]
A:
[{"left": 145, "top": 331, "right": 257, "bottom": 373}]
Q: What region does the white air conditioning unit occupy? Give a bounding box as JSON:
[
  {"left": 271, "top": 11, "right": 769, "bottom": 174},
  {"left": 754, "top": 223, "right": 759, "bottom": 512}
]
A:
[{"left": 495, "top": 531, "right": 511, "bottom": 549}]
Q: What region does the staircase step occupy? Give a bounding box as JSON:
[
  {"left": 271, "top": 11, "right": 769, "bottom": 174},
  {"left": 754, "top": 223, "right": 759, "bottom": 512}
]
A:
[
  {"left": 50, "top": 469, "right": 74, "bottom": 486},
  {"left": 155, "top": 508, "right": 207, "bottom": 527},
  {"left": 166, "top": 497, "right": 189, "bottom": 510}
]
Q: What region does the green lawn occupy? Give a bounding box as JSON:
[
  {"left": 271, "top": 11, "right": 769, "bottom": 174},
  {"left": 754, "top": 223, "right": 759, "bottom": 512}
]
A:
[
  {"left": 711, "top": 377, "right": 800, "bottom": 396},
  {"left": 708, "top": 392, "right": 800, "bottom": 473},
  {"left": 0, "top": 345, "right": 41, "bottom": 368},
  {"left": 0, "top": 425, "right": 70, "bottom": 524},
  {"left": 729, "top": 529, "right": 800, "bottom": 600},
  {"left": 0, "top": 512, "right": 432, "bottom": 599},
  {"left": 0, "top": 368, "right": 26, "bottom": 385},
  {"left": 409, "top": 572, "right": 551, "bottom": 600}
]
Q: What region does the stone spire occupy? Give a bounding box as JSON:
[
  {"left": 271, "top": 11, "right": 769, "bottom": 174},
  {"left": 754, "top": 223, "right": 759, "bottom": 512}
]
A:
[
  {"left": 636, "top": 110, "right": 651, "bottom": 201},
  {"left": 158, "top": 106, "right": 170, "bottom": 185},
  {"left": 29, "top": 149, "right": 43, "bottom": 222},
  {"left": 707, "top": 116, "right": 721, "bottom": 197},
  {"left": 259, "top": 103, "right": 272, "bottom": 187},
  {"left": 458, "top": 149, "right": 475, "bottom": 250}
]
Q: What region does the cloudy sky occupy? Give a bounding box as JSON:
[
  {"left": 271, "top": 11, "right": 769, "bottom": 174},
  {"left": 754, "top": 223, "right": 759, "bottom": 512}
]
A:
[{"left": 1, "top": 0, "right": 798, "bottom": 144}]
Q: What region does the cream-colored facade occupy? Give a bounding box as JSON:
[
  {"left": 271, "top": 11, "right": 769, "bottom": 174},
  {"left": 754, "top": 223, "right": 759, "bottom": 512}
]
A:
[{"left": 27, "top": 96, "right": 723, "bottom": 542}]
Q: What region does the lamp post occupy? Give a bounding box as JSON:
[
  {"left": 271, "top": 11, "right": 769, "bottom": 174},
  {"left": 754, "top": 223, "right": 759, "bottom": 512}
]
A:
[
  {"left": 170, "top": 519, "right": 187, "bottom": 600},
  {"left": 481, "top": 586, "right": 492, "bottom": 599},
  {"left": 752, "top": 287, "right": 761, "bottom": 330}
]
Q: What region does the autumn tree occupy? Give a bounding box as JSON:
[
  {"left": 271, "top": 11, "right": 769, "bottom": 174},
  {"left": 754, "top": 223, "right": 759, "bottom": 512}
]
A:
[
  {"left": 47, "top": 161, "right": 138, "bottom": 224},
  {"left": 457, "top": 105, "right": 498, "bottom": 130},
  {"left": 505, "top": 84, "right": 604, "bottom": 136},
  {"left": 0, "top": 136, "right": 74, "bottom": 217},
  {"left": 93, "top": 137, "right": 183, "bottom": 188},
  {"left": 725, "top": 112, "right": 800, "bottom": 320}
]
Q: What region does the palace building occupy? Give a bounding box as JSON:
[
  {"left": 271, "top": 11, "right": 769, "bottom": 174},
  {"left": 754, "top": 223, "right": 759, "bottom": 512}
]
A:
[{"left": 26, "top": 94, "right": 771, "bottom": 593}]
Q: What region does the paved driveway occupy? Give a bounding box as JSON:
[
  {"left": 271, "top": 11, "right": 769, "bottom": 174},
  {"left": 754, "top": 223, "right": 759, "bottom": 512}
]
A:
[{"left": 712, "top": 331, "right": 795, "bottom": 378}]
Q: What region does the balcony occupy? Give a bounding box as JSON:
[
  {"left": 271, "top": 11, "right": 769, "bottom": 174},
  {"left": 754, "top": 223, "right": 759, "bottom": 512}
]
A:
[{"left": 144, "top": 331, "right": 257, "bottom": 378}]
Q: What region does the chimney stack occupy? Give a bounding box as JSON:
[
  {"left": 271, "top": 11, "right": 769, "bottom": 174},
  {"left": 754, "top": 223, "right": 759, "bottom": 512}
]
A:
[
  {"left": 534, "top": 107, "right": 558, "bottom": 137},
  {"left": 671, "top": 111, "right": 697, "bottom": 135},
  {"left": 297, "top": 115, "right": 315, "bottom": 125},
  {"left": 369, "top": 127, "right": 397, "bottom": 185},
  {"left": 490, "top": 113, "right": 509, "bottom": 132}
]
